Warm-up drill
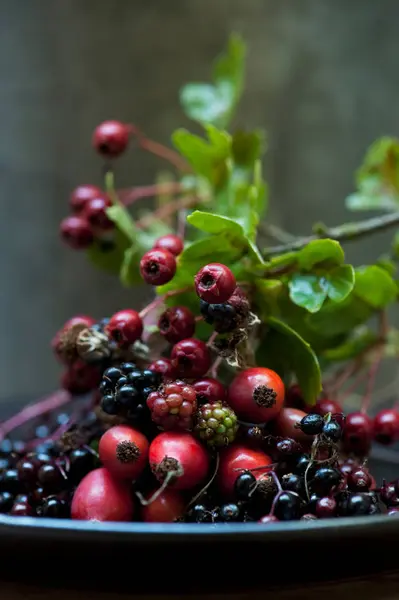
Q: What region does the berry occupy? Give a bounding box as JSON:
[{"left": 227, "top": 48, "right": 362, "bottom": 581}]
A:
[
  {"left": 322, "top": 420, "right": 342, "bottom": 442},
  {"left": 107, "top": 309, "right": 143, "bottom": 346},
  {"left": 11, "top": 501, "right": 33, "bottom": 517},
  {"left": 316, "top": 497, "right": 337, "bottom": 518},
  {"left": 388, "top": 508, "right": 399, "bottom": 516},
  {"left": 380, "top": 482, "right": 399, "bottom": 507},
  {"left": 99, "top": 425, "right": 148, "bottom": 480},
  {"left": 41, "top": 496, "right": 70, "bottom": 518},
  {"left": 71, "top": 468, "right": 134, "bottom": 521},
  {"left": 158, "top": 306, "right": 195, "bottom": 344},
  {"left": 148, "top": 358, "right": 177, "bottom": 381},
  {"left": 60, "top": 216, "right": 94, "bottom": 250},
  {"left": 258, "top": 515, "right": 279, "bottom": 524},
  {"left": 140, "top": 248, "right": 176, "bottom": 286},
  {"left": 285, "top": 385, "right": 305, "bottom": 410},
  {"left": 186, "top": 504, "right": 212, "bottom": 523},
  {"left": 234, "top": 472, "right": 257, "bottom": 501},
  {"left": 219, "top": 503, "right": 241, "bottom": 522},
  {"left": 69, "top": 447, "right": 95, "bottom": 483},
  {"left": 281, "top": 473, "right": 305, "bottom": 496},
  {"left": 218, "top": 444, "right": 272, "bottom": 498},
  {"left": 83, "top": 196, "right": 114, "bottom": 231},
  {"left": 70, "top": 184, "right": 103, "bottom": 214},
  {"left": 273, "top": 491, "right": 302, "bottom": 521},
  {"left": 0, "top": 469, "right": 22, "bottom": 494},
  {"left": 61, "top": 360, "right": 101, "bottom": 395},
  {"left": 101, "top": 394, "right": 119, "bottom": 415},
  {"left": 153, "top": 234, "right": 184, "bottom": 257},
  {"left": 141, "top": 489, "right": 185, "bottom": 522},
  {"left": 171, "top": 338, "right": 211, "bottom": 379},
  {"left": 294, "top": 454, "right": 314, "bottom": 476},
  {"left": 275, "top": 438, "right": 301, "bottom": 459},
  {"left": 244, "top": 426, "right": 265, "bottom": 447},
  {"left": 62, "top": 315, "right": 96, "bottom": 332},
  {"left": 347, "top": 467, "right": 372, "bottom": 492},
  {"left": 102, "top": 366, "right": 122, "bottom": 388},
  {"left": 193, "top": 377, "right": 226, "bottom": 405},
  {"left": 37, "top": 463, "right": 65, "bottom": 492},
  {"left": 273, "top": 408, "right": 311, "bottom": 445},
  {"left": 346, "top": 493, "right": 373, "bottom": 516},
  {"left": 311, "top": 467, "right": 342, "bottom": 495},
  {"left": 0, "top": 491, "right": 14, "bottom": 513},
  {"left": 373, "top": 409, "right": 399, "bottom": 445},
  {"left": 342, "top": 412, "right": 373, "bottom": 456},
  {"left": 149, "top": 431, "right": 209, "bottom": 491},
  {"left": 17, "top": 459, "right": 38, "bottom": 487},
  {"left": 228, "top": 367, "right": 284, "bottom": 424},
  {"left": 195, "top": 400, "right": 238, "bottom": 447},
  {"left": 195, "top": 263, "right": 236, "bottom": 304},
  {"left": 298, "top": 413, "right": 324, "bottom": 436},
  {"left": 314, "top": 397, "right": 343, "bottom": 417},
  {"left": 200, "top": 301, "right": 237, "bottom": 334},
  {"left": 147, "top": 381, "right": 197, "bottom": 431},
  {"left": 92, "top": 120, "right": 130, "bottom": 158}
]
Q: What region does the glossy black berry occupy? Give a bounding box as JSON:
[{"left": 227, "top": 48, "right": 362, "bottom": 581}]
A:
[
  {"left": 380, "top": 483, "right": 399, "bottom": 507},
  {"left": 116, "top": 376, "right": 128, "bottom": 388},
  {"left": 101, "top": 394, "right": 118, "bottom": 415},
  {"left": 17, "top": 459, "right": 38, "bottom": 487},
  {"left": 219, "top": 503, "right": 241, "bottom": 522},
  {"left": 69, "top": 447, "right": 95, "bottom": 482},
  {"left": 273, "top": 491, "right": 302, "bottom": 521},
  {"left": 281, "top": 473, "right": 305, "bottom": 496},
  {"left": 234, "top": 472, "right": 257, "bottom": 501},
  {"left": 120, "top": 362, "right": 137, "bottom": 374},
  {"left": 186, "top": 504, "right": 212, "bottom": 523},
  {"left": 209, "top": 303, "right": 237, "bottom": 333},
  {"left": 276, "top": 438, "right": 300, "bottom": 458},
  {"left": 29, "top": 487, "right": 46, "bottom": 507},
  {"left": 0, "top": 491, "right": 14, "bottom": 513},
  {"left": 294, "top": 455, "right": 313, "bottom": 476},
  {"left": 103, "top": 367, "right": 122, "bottom": 386},
  {"left": 37, "top": 464, "right": 65, "bottom": 491},
  {"left": 311, "top": 467, "right": 342, "bottom": 494},
  {"left": 299, "top": 414, "right": 324, "bottom": 435},
  {"left": 307, "top": 493, "right": 321, "bottom": 515},
  {"left": 322, "top": 420, "right": 342, "bottom": 442},
  {"left": 40, "top": 496, "right": 69, "bottom": 518},
  {"left": 0, "top": 469, "right": 21, "bottom": 494},
  {"left": 346, "top": 493, "right": 373, "bottom": 516},
  {"left": 117, "top": 385, "right": 140, "bottom": 407}
]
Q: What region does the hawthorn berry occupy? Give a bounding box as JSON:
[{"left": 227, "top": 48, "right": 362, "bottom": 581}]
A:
[
  {"left": 99, "top": 425, "right": 149, "bottom": 480},
  {"left": 140, "top": 248, "right": 176, "bottom": 286},
  {"left": 60, "top": 215, "right": 94, "bottom": 250},
  {"left": 192, "top": 377, "right": 226, "bottom": 405},
  {"left": 218, "top": 444, "right": 273, "bottom": 498},
  {"left": 171, "top": 338, "right": 211, "bottom": 378},
  {"left": 158, "top": 306, "right": 195, "bottom": 344},
  {"left": 61, "top": 360, "right": 101, "bottom": 395},
  {"left": 195, "top": 263, "right": 236, "bottom": 304},
  {"left": 342, "top": 412, "right": 373, "bottom": 456},
  {"left": 92, "top": 120, "right": 130, "bottom": 158},
  {"left": 153, "top": 234, "right": 184, "bottom": 257},
  {"left": 228, "top": 367, "right": 284, "bottom": 424},
  {"left": 141, "top": 489, "right": 185, "bottom": 522},
  {"left": 70, "top": 184, "right": 103, "bottom": 214},
  {"left": 148, "top": 358, "right": 177, "bottom": 381},
  {"left": 107, "top": 309, "right": 143, "bottom": 346},
  {"left": 314, "top": 397, "right": 343, "bottom": 417},
  {"left": 273, "top": 408, "right": 312, "bottom": 445},
  {"left": 83, "top": 196, "right": 114, "bottom": 231},
  {"left": 373, "top": 409, "right": 399, "bottom": 445}
]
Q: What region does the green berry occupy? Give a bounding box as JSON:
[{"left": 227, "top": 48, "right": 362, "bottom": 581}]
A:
[{"left": 194, "top": 401, "right": 238, "bottom": 448}]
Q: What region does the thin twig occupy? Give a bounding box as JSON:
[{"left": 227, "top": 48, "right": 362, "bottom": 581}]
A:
[
  {"left": 258, "top": 222, "right": 297, "bottom": 243},
  {"left": 135, "top": 195, "right": 204, "bottom": 230},
  {"left": 138, "top": 136, "right": 190, "bottom": 172},
  {"left": 186, "top": 453, "right": 220, "bottom": 509},
  {"left": 118, "top": 182, "right": 183, "bottom": 206}
]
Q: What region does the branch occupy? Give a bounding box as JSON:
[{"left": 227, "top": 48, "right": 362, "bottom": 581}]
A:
[{"left": 263, "top": 212, "right": 399, "bottom": 256}]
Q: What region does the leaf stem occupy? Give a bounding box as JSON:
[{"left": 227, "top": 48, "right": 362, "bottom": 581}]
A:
[
  {"left": 118, "top": 182, "right": 184, "bottom": 206},
  {"left": 139, "top": 287, "right": 193, "bottom": 319},
  {"left": 138, "top": 135, "right": 191, "bottom": 173},
  {"left": 135, "top": 195, "right": 203, "bottom": 230}
]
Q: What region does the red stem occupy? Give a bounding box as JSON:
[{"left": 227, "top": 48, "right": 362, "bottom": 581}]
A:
[
  {"left": 139, "top": 287, "right": 193, "bottom": 320},
  {"left": 118, "top": 182, "right": 183, "bottom": 206},
  {"left": 138, "top": 136, "right": 190, "bottom": 172}
]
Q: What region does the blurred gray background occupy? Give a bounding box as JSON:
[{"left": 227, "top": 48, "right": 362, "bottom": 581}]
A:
[{"left": 1, "top": 0, "right": 398, "bottom": 399}]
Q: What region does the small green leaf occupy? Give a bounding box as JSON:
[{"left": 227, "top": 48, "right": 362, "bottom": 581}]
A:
[
  {"left": 181, "top": 234, "right": 242, "bottom": 263},
  {"left": 231, "top": 130, "right": 265, "bottom": 169},
  {"left": 187, "top": 210, "right": 243, "bottom": 237},
  {"left": 289, "top": 274, "right": 328, "bottom": 313},
  {"left": 120, "top": 245, "right": 141, "bottom": 287},
  {"left": 256, "top": 317, "right": 322, "bottom": 405},
  {"left": 354, "top": 265, "right": 397, "bottom": 308},
  {"left": 106, "top": 205, "right": 136, "bottom": 243},
  {"left": 326, "top": 264, "right": 355, "bottom": 302},
  {"left": 86, "top": 231, "right": 130, "bottom": 275},
  {"left": 306, "top": 295, "right": 374, "bottom": 337},
  {"left": 298, "top": 239, "right": 344, "bottom": 270},
  {"left": 376, "top": 254, "right": 397, "bottom": 276},
  {"left": 322, "top": 327, "right": 378, "bottom": 362}
]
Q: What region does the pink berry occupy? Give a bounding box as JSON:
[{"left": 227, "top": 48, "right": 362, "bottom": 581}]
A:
[
  {"left": 158, "top": 306, "right": 195, "bottom": 344},
  {"left": 373, "top": 409, "right": 399, "bottom": 445},
  {"left": 218, "top": 444, "right": 273, "bottom": 498},
  {"left": 154, "top": 234, "right": 184, "bottom": 257},
  {"left": 171, "top": 338, "right": 211, "bottom": 378},
  {"left": 71, "top": 468, "right": 134, "bottom": 521},
  {"left": 61, "top": 360, "right": 101, "bottom": 394},
  {"left": 148, "top": 358, "right": 177, "bottom": 381},
  {"left": 141, "top": 489, "right": 185, "bottom": 523},
  {"left": 258, "top": 515, "right": 279, "bottom": 524},
  {"left": 149, "top": 431, "right": 209, "bottom": 491},
  {"left": 227, "top": 367, "right": 285, "bottom": 424},
  {"left": 315, "top": 497, "right": 337, "bottom": 518},
  {"left": 107, "top": 309, "right": 143, "bottom": 346},
  {"left": 342, "top": 412, "right": 373, "bottom": 456},
  {"left": 347, "top": 467, "right": 372, "bottom": 491},
  {"left": 140, "top": 248, "right": 176, "bottom": 286},
  {"left": 83, "top": 196, "right": 114, "bottom": 231},
  {"left": 314, "top": 397, "right": 343, "bottom": 417},
  {"left": 193, "top": 377, "right": 226, "bottom": 405},
  {"left": 195, "top": 263, "right": 236, "bottom": 304},
  {"left": 99, "top": 425, "right": 149, "bottom": 480},
  {"left": 60, "top": 215, "right": 94, "bottom": 250},
  {"left": 147, "top": 380, "right": 197, "bottom": 431},
  {"left": 273, "top": 408, "right": 311, "bottom": 445},
  {"left": 70, "top": 184, "right": 103, "bottom": 214},
  {"left": 92, "top": 120, "right": 130, "bottom": 158}
]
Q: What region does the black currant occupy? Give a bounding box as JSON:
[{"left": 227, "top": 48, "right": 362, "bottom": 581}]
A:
[
  {"left": 299, "top": 414, "right": 324, "bottom": 435},
  {"left": 322, "top": 420, "right": 342, "bottom": 442},
  {"left": 219, "top": 503, "right": 241, "bottom": 522},
  {"left": 186, "top": 504, "right": 212, "bottom": 523},
  {"left": 311, "top": 467, "right": 342, "bottom": 495},
  {"left": 281, "top": 473, "right": 305, "bottom": 496},
  {"left": 273, "top": 492, "right": 302, "bottom": 521},
  {"left": 234, "top": 472, "right": 257, "bottom": 501}
]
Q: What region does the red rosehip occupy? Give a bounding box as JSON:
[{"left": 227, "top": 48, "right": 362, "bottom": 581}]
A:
[
  {"left": 314, "top": 397, "right": 343, "bottom": 417},
  {"left": 258, "top": 515, "right": 279, "bottom": 524},
  {"left": 60, "top": 215, "right": 94, "bottom": 250},
  {"left": 70, "top": 184, "right": 103, "bottom": 214},
  {"left": 195, "top": 263, "right": 236, "bottom": 304},
  {"left": 99, "top": 425, "right": 149, "bottom": 480},
  {"left": 342, "top": 412, "right": 373, "bottom": 456},
  {"left": 373, "top": 409, "right": 399, "bottom": 445},
  {"left": 92, "top": 120, "right": 130, "bottom": 158},
  {"left": 71, "top": 468, "right": 134, "bottom": 521},
  {"left": 107, "top": 309, "right": 143, "bottom": 346},
  {"left": 154, "top": 234, "right": 184, "bottom": 257},
  {"left": 83, "top": 196, "right": 114, "bottom": 231},
  {"left": 140, "top": 248, "right": 176, "bottom": 286},
  {"left": 227, "top": 367, "right": 284, "bottom": 424},
  {"left": 218, "top": 444, "right": 273, "bottom": 498},
  {"left": 273, "top": 408, "right": 312, "bottom": 445},
  {"left": 149, "top": 431, "right": 209, "bottom": 491},
  {"left": 141, "top": 489, "right": 185, "bottom": 523},
  {"left": 148, "top": 358, "right": 177, "bottom": 381},
  {"left": 171, "top": 338, "right": 211, "bottom": 378},
  {"left": 61, "top": 360, "right": 101, "bottom": 395},
  {"left": 193, "top": 377, "right": 226, "bottom": 405},
  {"left": 158, "top": 306, "right": 195, "bottom": 344}
]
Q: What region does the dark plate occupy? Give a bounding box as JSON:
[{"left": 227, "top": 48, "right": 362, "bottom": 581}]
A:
[{"left": 1, "top": 398, "right": 399, "bottom": 593}]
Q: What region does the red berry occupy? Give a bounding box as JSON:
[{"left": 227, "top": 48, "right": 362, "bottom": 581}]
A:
[
  {"left": 218, "top": 444, "right": 273, "bottom": 498},
  {"left": 315, "top": 497, "right": 336, "bottom": 518},
  {"left": 140, "top": 248, "right": 176, "bottom": 286},
  {"left": 99, "top": 425, "right": 149, "bottom": 480},
  {"left": 149, "top": 431, "right": 209, "bottom": 491},
  {"left": 314, "top": 397, "right": 343, "bottom": 417},
  {"left": 158, "top": 306, "right": 195, "bottom": 344},
  {"left": 373, "top": 409, "right": 399, "bottom": 445},
  {"left": 258, "top": 515, "right": 279, "bottom": 524},
  {"left": 61, "top": 360, "right": 101, "bottom": 394},
  {"left": 70, "top": 184, "right": 103, "bottom": 214},
  {"left": 273, "top": 408, "right": 312, "bottom": 445},
  {"left": 141, "top": 489, "right": 185, "bottom": 523},
  {"left": 148, "top": 358, "right": 177, "bottom": 381},
  {"left": 227, "top": 367, "right": 284, "bottom": 424},
  {"left": 52, "top": 314, "right": 95, "bottom": 362},
  {"left": 154, "top": 234, "right": 184, "bottom": 257},
  {"left": 193, "top": 377, "right": 226, "bottom": 405},
  {"left": 195, "top": 263, "right": 236, "bottom": 304},
  {"left": 285, "top": 384, "right": 306, "bottom": 410},
  {"left": 71, "top": 467, "right": 134, "bottom": 521},
  {"left": 83, "top": 196, "right": 114, "bottom": 231},
  {"left": 347, "top": 467, "right": 372, "bottom": 491},
  {"left": 171, "top": 338, "right": 211, "bottom": 378},
  {"left": 107, "top": 309, "right": 143, "bottom": 346},
  {"left": 147, "top": 380, "right": 197, "bottom": 431},
  {"left": 92, "top": 120, "right": 130, "bottom": 158},
  {"left": 60, "top": 215, "right": 94, "bottom": 250},
  {"left": 342, "top": 412, "right": 373, "bottom": 456}
]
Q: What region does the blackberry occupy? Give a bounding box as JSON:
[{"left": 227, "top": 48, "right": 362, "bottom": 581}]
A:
[
  {"left": 194, "top": 401, "right": 238, "bottom": 447},
  {"left": 147, "top": 381, "right": 197, "bottom": 431}
]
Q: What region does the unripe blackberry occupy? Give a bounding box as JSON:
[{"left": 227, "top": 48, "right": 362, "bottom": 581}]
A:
[{"left": 194, "top": 401, "right": 238, "bottom": 448}]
